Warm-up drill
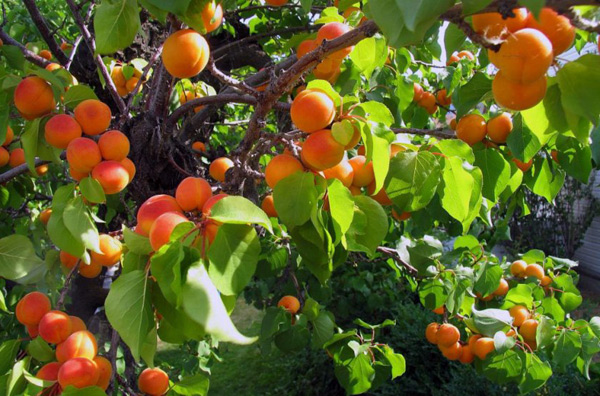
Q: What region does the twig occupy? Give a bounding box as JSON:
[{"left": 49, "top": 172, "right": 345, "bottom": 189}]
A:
[
  {"left": 107, "top": 329, "right": 120, "bottom": 395},
  {"left": 376, "top": 246, "right": 418, "bottom": 276},
  {"left": 392, "top": 127, "right": 455, "bottom": 140},
  {"left": 0, "top": 28, "right": 51, "bottom": 68},
  {"left": 22, "top": 0, "right": 69, "bottom": 65},
  {"left": 206, "top": 56, "right": 258, "bottom": 95},
  {"left": 562, "top": 8, "right": 600, "bottom": 33},
  {"left": 56, "top": 260, "right": 81, "bottom": 310}
]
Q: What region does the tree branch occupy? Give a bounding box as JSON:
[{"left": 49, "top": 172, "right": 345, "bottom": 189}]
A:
[
  {"left": 376, "top": 246, "right": 418, "bottom": 276},
  {"left": 0, "top": 28, "right": 51, "bottom": 68},
  {"left": 0, "top": 159, "right": 50, "bottom": 184},
  {"left": 206, "top": 56, "right": 258, "bottom": 95},
  {"left": 22, "top": 0, "right": 69, "bottom": 65},
  {"left": 392, "top": 127, "right": 455, "bottom": 140},
  {"left": 562, "top": 8, "right": 600, "bottom": 33}
]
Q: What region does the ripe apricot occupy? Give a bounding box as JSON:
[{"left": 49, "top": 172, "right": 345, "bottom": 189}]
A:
[
  {"left": 524, "top": 263, "right": 545, "bottom": 280},
  {"left": 37, "top": 361, "right": 62, "bottom": 381},
  {"left": 179, "top": 90, "right": 204, "bottom": 113},
  {"left": 417, "top": 92, "right": 437, "bottom": 114},
  {"left": 297, "top": 39, "right": 318, "bottom": 58},
  {"left": 138, "top": 368, "right": 170, "bottom": 395},
  {"left": 209, "top": 157, "right": 234, "bottom": 182},
  {"left": 316, "top": 22, "right": 353, "bottom": 59},
  {"left": 202, "top": 193, "right": 228, "bottom": 216},
  {"left": 266, "top": 0, "right": 288, "bottom": 5},
  {"left": 493, "top": 278, "right": 509, "bottom": 296},
  {"left": 436, "top": 323, "right": 460, "bottom": 347},
  {"left": 149, "top": 212, "right": 192, "bottom": 251},
  {"left": 136, "top": 195, "right": 183, "bottom": 236},
  {"left": 290, "top": 89, "right": 336, "bottom": 133},
  {"left": 348, "top": 155, "right": 374, "bottom": 187},
  {"left": 162, "top": 29, "right": 210, "bottom": 79},
  {"left": 36, "top": 164, "right": 48, "bottom": 176},
  {"left": 125, "top": 77, "right": 140, "bottom": 93},
  {"left": 265, "top": 154, "right": 304, "bottom": 189},
  {"left": 0, "top": 147, "right": 8, "bottom": 167},
  {"left": 9, "top": 148, "right": 25, "bottom": 168},
  {"left": 56, "top": 330, "right": 97, "bottom": 362},
  {"left": 111, "top": 66, "right": 127, "bottom": 87},
  {"left": 39, "top": 310, "right": 72, "bottom": 344},
  {"left": 201, "top": 1, "right": 223, "bottom": 33},
  {"left": 348, "top": 185, "right": 361, "bottom": 195},
  {"left": 202, "top": 220, "right": 220, "bottom": 246},
  {"left": 512, "top": 157, "right": 533, "bottom": 172},
  {"left": 74, "top": 99, "right": 112, "bottom": 136},
  {"left": 486, "top": 113, "right": 513, "bottom": 143},
  {"left": 277, "top": 295, "right": 300, "bottom": 314},
  {"left": 94, "top": 356, "right": 112, "bottom": 390},
  {"left": 192, "top": 141, "right": 206, "bottom": 152},
  {"left": 313, "top": 57, "right": 342, "bottom": 80},
  {"left": 541, "top": 275, "right": 552, "bottom": 287},
  {"left": 468, "top": 334, "right": 482, "bottom": 349},
  {"left": 120, "top": 157, "right": 136, "bottom": 182},
  {"left": 488, "top": 29, "right": 552, "bottom": 83},
  {"left": 44, "top": 114, "right": 82, "bottom": 149},
  {"left": 58, "top": 357, "right": 100, "bottom": 389},
  {"left": 27, "top": 324, "right": 39, "bottom": 338},
  {"left": 79, "top": 260, "right": 103, "bottom": 278},
  {"left": 40, "top": 208, "right": 52, "bottom": 225},
  {"left": 446, "top": 53, "right": 460, "bottom": 66},
  {"left": 301, "top": 129, "right": 345, "bottom": 171},
  {"left": 510, "top": 260, "right": 527, "bottom": 277},
  {"left": 520, "top": 319, "right": 539, "bottom": 341},
  {"left": 526, "top": 8, "right": 575, "bottom": 55},
  {"left": 425, "top": 322, "right": 440, "bottom": 344},
  {"left": 472, "top": 8, "right": 528, "bottom": 38},
  {"left": 459, "top": 344, "right": 475, "bottom": 364},
  {"left": 14, "top": 76, "right": 56, "bottom": 119},
  {"left": 16, "top": 292, "right": 51, "bottom": 326},
  {"left": 413, "top": 83, "right": 424, "bottom": 102},
  {"left": 440, "top": 342, "right": 463, "bottom": 360},
  {"left": 323, "top": 160, "right": 354, "bottom": 187},
  {"left": 367, "top": 182, "right": 392, "bottom": 206},
  {"left": 473, "top": 337, "right": 495, "bottom": 360},
  {"left": 69, "top": 167, "right": 89, "bottom": 182},
  {"left": 492, "top": 71, "right": 547, "bottom": 111},
  {"left": 175, "top": 177, "right": 213, "bottom": 212},
  {"left": 436, "top": 89, "right": 451, "bottom": 106},
  {"left": 46, "top": 63, "right": 62, "bottom": 73},
  {"left": 90, "top": 234, "right": 123, "bottom": 266},
  {"left": 456, "top": 114, "right": 487, "bottom": 146},
  {"left": 92, "top": 160, "right": 130, "bottom": 195},
  {"left": 260, "top": 195, "right": 278, "bottom": 218},
  {"left": 60, "top": 251, "right": 79, "bottom": 269},
  {"left": 67, "top": 137, "right": 102, "bottom": 173},
  {"left": 98, "top": 130, "right": 130, "bottom": 161},
  {"left": 2, "top": 125, "right": 13, "bottom": 146},
  {"left": 509, "top": 305, "right": 530, "bottom": 327},
  {"left": 392, "top": 209, "right": 411, "bottom": 222},
  {"left": 457, "top": 51, "right": 475, "bottom": 61},
  {"left": 449, "top": 117, "right": 457, "bottom": 130},
  {"left": 70, "top": 316, "right": 87, "bottom": 332},
  {"left": 345, "top": 125, "right": 361, "bottom": 150},
  {"left": 39, "top": 49, "right": 52, "bottom": 60}
]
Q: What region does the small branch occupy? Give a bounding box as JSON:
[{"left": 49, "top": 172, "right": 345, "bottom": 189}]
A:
[
  {"left": 107, "top": 330, "right": 120, "bottom": 395},
  {"left": 392, "top": 127, "right": 455, "bottom": 140},
  {"left": 56, "top": 260, "right": 81, "bottom": 310},
  {"left": 414, "top": 60, "right": 448, "bottom": 69},
  {"left": 206, "top": 56, "right": 258, "bottom": 95},
  {"left": 377, "top": 246, "right": 418, "bottom": 276},
  {"left": 0, "top": 28, "right": 51, "bottom": 68},
  {"left": 562, "top": 8, "right": 600, "bottom": 33},
  {"left": 0, "top": 158, "right": 50, "bottom": 184},
  {"left": 225, "top": 4, "right": 324, "bottom": 17},
  {"left": 22, "top": 0, "right": 69, "bottom": 65}
]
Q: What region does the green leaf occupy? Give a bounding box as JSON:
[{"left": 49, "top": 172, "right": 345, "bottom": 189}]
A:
[
  {"left": 0, "top": 340, "right": 20, "bottom": 376},
  {"left": 463, "top": 0, "right": 493, "bottom": 14},
  {"left": 500, "top": 284, "right": 534, "bottom": 309},
  {"left": 0, "top": 235, "right": 46, "bottom": 281},
  {"left": 311, "top": 311, "right": 335, "bottom": 348},
  {"left": 208, "top": 224, "right": 260, "bottom": 296},
  {"left": 553, "top": 329, "right": 582, "bottom": 368},
  {"left": 26, "top": 337, "right": 55, "bottom": 362},
  {"left": 474, "top": 148, "right": 511, "bottom": 202},
  {"left": 493, "top": 331, "right": 516, "bottom": 354},
  {"left": 419, "top": 279, "right": 447, "bottom": 310},
  {"left": 435, "top": 139, "right": 475, "bottom": 164},
  {"left": 172, "top": 373, "right": 210, "bottom": 396},
  {"left": 472, "top": 306, "right": 512, "bottom": 336},
  {"left": 63, "top": 85, "right": 99, "bottom": 110},
  {"left": 182, "top": 262, "right": 257, "bottom": 345},
  {"left": 474, "top": 262, "right": 503, "bottom": 297},
  {"left": 290, "top": 221, "right": 333, "bottom": 283},
  {"left": 63, "top": 196, "right": 101, "bottom": 254},
  {"left": 519, "top": 353, "right": 552, "bottom": 394},
  {"left": 444, "top": 23, "right": 466, "bottom": 57},
  {"left": 357, "top": 102, "right": 395, "bottom": 127},
  {"left": 23, "top": 369, "right": 54, "bottom": 389},
  {"left": 519, "top": 0, "right": 545, "bottom": 16},
  {"left": 105, "top": 270, "right": 154, "bottom": 361},
  {"left": 20, "top": 118, "right": 42, "bottom": 174},
  {"left": 439, "top": 157, "right": 482, "bottom": 232},
  {"left": 453, "top": 73, "right": 493, "bottom": 118},
  {"left": 145, "top": 0, "right": 191, "bottom": 14},
  {"left": 79, "top": 177, "right": 106, "bottom": 204},
  {"left": 209, "top": 196, "right": 273, "bottom": 233},
  {"left": 275, "top": 322, "right": 311, "bottom": 352},
  {"left": 274, "top": 172, "right": 318, "bottom": 229},
  {"left": 523, "top": 157, "right": 565, "bottom": 203},
  {"left": 481, "top": 350, "right": 523, "bottom": 384},
  {"left": 150, "top": 242, "right": 184, "bottom": 305},
  {"left": 346, "top": 196, "right": 388, "bottom": 256},
  {"left": 94, "top": 0, "right": 141, "bottom": 54},
  {"left": 60, "top": 386, "right": 108, "bottom": 395},
  {"left": 557, "top": 54, "right": 600, "bottom": 125},
  {"left": 327, "top": 179, "right": 355, "bottom": 244},
  {"left": 122, "top": 226, "right": 153, "bottom": 255},
  {"left": 7, "top": 356, "right": 29, "bottom": 396},
  {"left": 385, "top": 151, "right": 441, "bottom": 212},
  {"left": 2, "top": 45, "right": 26, "bottom": 70},
  {"left": 590, "top": 317, "right": 600, "bottom": 339},
  {"left": 334, "top": 353, "right": 375, "bottom": 395},
  {"left": 555, "top": 135, "right": 592, "bottom": 183},
  {"left": 380, "top": 346, "right": 405, "bottom": 379},
  {"left": 350, "top": 35, "right": 387, "bottom": 79}
]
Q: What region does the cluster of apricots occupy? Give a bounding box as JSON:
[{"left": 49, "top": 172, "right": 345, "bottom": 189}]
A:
[
  {"left": 110, "top": 64, "right": 144, "bottom": 97},
  {"left": 296, "top": 22, "right": 355, "bottom": 84},
  {"left": 446, "top": 50, "right": 475, "bottom": 65},
  {"left": 59, "top": 233, "right": 123, "bottom": 278},
  {"left": 425, "top": 322, "right": 496, "bottom": 363},
  {"left": 15, "top": 292, "right": 112, "bottom": 391},
  {"left": 473, "top": 7, "right": 575, "bottom": 111},
  {"left": 412, "top": 83, "right": 453, "bottom": 115},
  {"left": 0, "top": 125, "right": 14, "bottom": 167}
]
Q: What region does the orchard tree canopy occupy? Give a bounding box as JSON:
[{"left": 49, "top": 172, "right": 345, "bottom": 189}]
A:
[{"left": 1, "top": 0, "right": 600, "bottom": 394}]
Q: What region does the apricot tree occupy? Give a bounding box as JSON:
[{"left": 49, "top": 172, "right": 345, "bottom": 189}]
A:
[{"left": 1, "top": 0, "right": 600, "bottom": 394}]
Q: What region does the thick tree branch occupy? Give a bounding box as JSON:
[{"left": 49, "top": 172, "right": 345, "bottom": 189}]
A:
[
  {"left": 0, "top": 28, "right": 51, "bottom": 68},
  {"left": 65, "top": 0, "right": 127, "bottom": 114},
  {"left": 0, "top": 159, "right": 50, "bottom": 184},
  {"left": 22, "top": 0, "right": 69, "bottom": 65}
]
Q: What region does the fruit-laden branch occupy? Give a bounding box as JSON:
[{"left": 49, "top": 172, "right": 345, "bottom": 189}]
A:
[
  {"left": 392, "top": 127, "right": 455, "bottom": 140},
  {"left": 376, "top": 246, "right": 419, "bottom": 276},
  {"left": 0, "top": 28, "right": 51, "bottom": 68},
  {"left": 22, "top": 0, "right": 69, "bottom": 65},
  {"left": 0, "top": 158, "right": 50, "bottom": 184},
  {"left": 64, "top": 0, "right": 127, "bottom": 114},
  {"left": 206, "top": 57, "right": 258, "bottom": 95}
]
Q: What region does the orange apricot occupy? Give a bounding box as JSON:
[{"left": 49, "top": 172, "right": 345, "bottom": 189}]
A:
[
  {"left": 162, "top": 29, "right": 210, "bottom": 78},
  {"left": 27, "top": 324, "right": 39, "bottom": 338},
  {"left": 456, "top": 114, "right": 487, "bottom": 146},
  {"left": 94, "top": 356, "right": 112, "bottom": 390},
  {"left": 322, "top": 160, "right": 354, "bottom": 187},
  {"left": 149, "top": 212, "right": 192, "bottom": 251},
  {"left": 37, "top": 362, "right": 62, "bottom": 381},
  {"left": 91, "top": 160, "right": 130, "bottom": 195},
  {"left": 39, "top": 49, "right": 52, "bottom": 60},
  {"left": 58, "top": 357, "right": 100, "bottom": 389},
  {"left": 202, "top": 193, "right": 228, "bottom": 216},
  {"left": 45, "top": 63, "right": 61, "bottom": 73},
  {"left": 526, "top": 8, "right": 575, "bottom": 55},
  {"left": 138, "top": 367, "right": 170, "bottom": 396},
  {"left": 261, "top": 195, "right": 278, "bottom": 218},
  {"left": 201, "top": 1, "right": 223, "bottom": 33},
  {"left": 436, "top": 89, "right": 451, "bottom": 106},
  {"left": 265, "top": 154, "right": 304, "bottom": 189},
  {"left": 425, "top": 322, "right": 440, "bottom": 344},
  {"left": 367, "top": 182, "right": 392, "bottom": 206},
  {"left": 440, "top": 342, "right": 463, "bottom": 361},
  {"left": 473, "top": 337, "right": 495, "bottom": 360},
  {"left": 2, "top": 125, "right": 13, "bottom": 146},
  {"left": 98, "top": 130, "right": 130, "bottom": 161},
  {"left": 301, "top": 129, "right": 345, "bottom": 171},
  {"left": 44, "top": 114, "right": 82, "bottom": 149},
  {"left": 509, "top": 305, "right": 530, "bottom": 327},
  {"left": 36, "top": 164, "right": 48, "bottom": 176},
  {"left": 472, "top": 8, "right": 528, "bottom": 39},
  {"left": 90, "top": 234, "right": 123, "bottom": 267},
  {"left": 493, "top": 278, "right": 509, "bottom": 296},
  {"left": 39, "top": 310, "right": 72, "bottom": 344},
  {"left": 179, "top": 90, "right": 204, "bottom": 113},
  {"left": 417, "top": 92, "right": 438, "bottom": 114},
  {"left": 74, "top": 99, "right": 112, "bottom": 136},
  {"left": 348, "top": 185, "right": 361, "bottom": 195},
  {"left": 446, "top": 53, "right": 460, "bottom": 66},
  {"left": 175, "top": 177, "right": 213, "bottom": 212},
  {"left": 60, "top": 251, "right": 79, "bottom": 269},
  {"left": 202, "top": 220, "right": 220, "bottom": 246},
  {"left": 277, "top": 295, "right": 301, "bottom": 314},
  {"left": 14, "top": 76, "right": 56, "bottom": 119},
  {"left": 392, "top": 209, "right": 411, "bottom": 222},
  {"left": 348, "top": 155, "right": 374, "bottom": 187},
  {"left": 316, "top": 22, "right": 353, "bottom": 59},
  {"left": 60, "top": 41, "right": 71, "bottom": 51},
  {"left": 468, "top": 334, "right": 482, "bottom": 349},
  {"left": 413, "top": 83, "right": 424, "bottom": 102},
  {"left": 541, "top": 275, "right": 552, "bottom": 287},
  {"left": 512, "top": 157, "right": 533, "bottom": 172},
  {"left": 492, "top": 72, "right": 547, "bottom": 111},
  {"left": 457, "top": 51, "right": 475, "bottom": 60},
  {"left": 136, "top": 195, "right": 183, "bottom": 237},
  {"left": 510, "top": 260, "right": 527, "bottom": 277},
  {"left": 120, "top": 157, "right": 136, "bottom": 182},
  {"left": 449, "top": 117, "right": 457, "bottom": 130},
  {"left": 436, "top": 323, "right": 460, "bottom": 347},
  {"left": 459, "top": 344, "right": 475, "bottom": 364},
  {"left": 70, "top": 316, "right": 87, "bottom": 332},
  {"left": 524, "top": 263, "right": 545, "bottom": 280},
  {"left": 192, "top": 141, "right": 206, "bottom": 152},
  {"left": 488, "top": 28, "right": 553, "bottom": 84},
  {"left": 56, "top": 330, "right": 98, "bottom": 362},
  {"left": 345, "top": 125, "right": 361, "bottom": 150},
  {"left": 520, "top": 319, "right": 539, "bottom": 341},
  {"left": 433, "top": 306, "right": 445, "bottom": 315},
  {"left": 313, "top": 57, "right": 342, "bottom": 80},
  {"left": 209, "top": 157, "right": 234, "bottom": 182},
  {"left": 125, "top": 77, "right": 140, "bottom": 93},
  {"left": 69, "top": 167, "right": 89, "bottom": 182},
  {"left": 111, "top": 66, "right": 127, "bottom": 87},
  {"left": 9, "top": 148, "right": 25, "bottom": 168},
  {"left": 290, "top": 89, "right": 336, "bottom": 133},
  {"left": 486, "top": 113, "right": 513, "bottom": 143},
  {"left": 16, "top": 291, "right": 51, "bottom": 326},
  {"left": 40, "top": 208, "right": 52, "bottom": 225},
  {"left": 67, "top": 137, "right": 102, "bottom": 173},
  {"left": 79, "top": 260, "right": 103, "bottom": 278},
  {"left": 0, "top": 147, "right": 8, "bottom": 167},
  {"left": 297, "top": 39, "right": 318, "bottom": 58}
]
